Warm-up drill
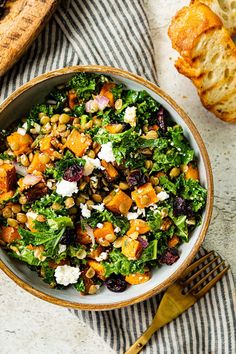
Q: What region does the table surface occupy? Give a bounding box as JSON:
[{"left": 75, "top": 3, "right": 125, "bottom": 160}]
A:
[{"left": 1, "top": 1, "right": 235, "bottom": 353}]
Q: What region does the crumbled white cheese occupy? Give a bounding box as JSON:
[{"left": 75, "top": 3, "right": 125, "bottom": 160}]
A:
[
  {"left": 58, "top": 244, "right": 67, "bottom": 254},
  {"left": 137, "top": 208, "right": 146, "bottom": 217},
  {"left": 54, "top": 265, "right": 81, "bottom": 286},
  {"left": 83, "top": 156, "right": 103, "bottom": 176},
  {"left": 22, "top": 122, "right": 28, "bottom": 130},
  {"left": 56, "top": 179, "right": 78, "bottom": 197},
  {"left": 92, "top": 203, "right": 105, "bottom": 212},
  {"left": 97, "top": 223, "right": 104, "bottom": 229},
  {"left": 127, "top": 212, "right": 139, "bottom": 220},
  {"left": 98, "top": 142, "right": 116, "bottom": 162},
  {"left": 80, "top": 203, "right": 91, "bottom": 218},
  {"left": 157, "top": 191, "right": 169, "bottom": 201},
  {"left": 124, "top": 106, "right": 137, "bottom": 127},
  {"left": 95, "top": 252, "right": 108, "bottom": 262},
  {"left": 17, "top": 127, "right": 26, "bottom": 136},
  {"left": 114, "top": 226, "right": 121, "bottom": 233}
]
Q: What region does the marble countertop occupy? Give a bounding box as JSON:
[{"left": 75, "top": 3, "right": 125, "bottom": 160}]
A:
[{"left": 1, "top": 1, "right": 235, "bottom": 353}]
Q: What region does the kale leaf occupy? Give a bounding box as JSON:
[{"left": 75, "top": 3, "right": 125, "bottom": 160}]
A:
[
  {"left": 176, "top": 175, "right": 207, "bottom": 212},
  {"left": 32, "top": 193, "right": 66, "bottom": 218},
  {"left": 67, "top": 73, "right": 109, "bottom": 100}
]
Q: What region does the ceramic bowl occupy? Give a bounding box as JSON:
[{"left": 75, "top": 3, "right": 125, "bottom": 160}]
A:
[{"left": 0, "top": 66, "right": 213, "bottom": 310}]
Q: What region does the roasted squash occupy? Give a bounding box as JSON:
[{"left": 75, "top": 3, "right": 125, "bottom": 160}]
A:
[
  {"left": 121, "top": 235, "right": 143, "bottom": 260},
  {"left": 0, "top": 163, "right": 16, "bottom": 192},
  {"left": 104, "top": 124, "right": 123, "bottom": 134},
  {"left": 99, "top": 82, "right": 116, "bottom": 107},
  {"left": 7, "top": 132, "right": 33, "bottom": 156},
  {"left": 66, "top": 129, "right": 92, "bottom": 157},
  {"left": 0, "top": 226, "right": 20, "bottom": 244},
  {"left": 127, "top": 219, "right": 150, "bottom": 236},
  {"left": 88, "top": 245, "right": 104, "bottom": 259},
  {"left": 125, "top": 271, "right": 151, "bottom": 285},
  {"left": 28, "top": 152, "right": 47, "bottom": 174},
  {"left": 76, "top": 227, "right": 92, "bottom": 245},
  {"left": 105, "top": 189, "right": 133, "bottom": 215},
  {"left": 87, "top": 259, "right": 106, "bottom": 280},
  {"left": 131, "top": 183, "right": 158, "bottom": 208},
  {"left": 39, "top": 136, "right": 54, "bottom": 155},
  {"left": 184, "top": 164, "right": 199, "bottom": 180},
  {"left": 94, "top": 221, "right": 116, "bottom": 245},
  {"left": 68, "top": 90, "right": 78, "bottom": 109},
  {"left": 101, "top": 160, "right": 119, "bottom": 181},
  {"left": 168, "top": 235, "right": 180, "bottom": 248},
  {"left": 0, "top": 190, "right": 15, "bottom": 202}
]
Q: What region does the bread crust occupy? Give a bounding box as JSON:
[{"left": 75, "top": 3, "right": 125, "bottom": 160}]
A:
[{"left": 168, "top": 3, "right": 236, "bottom": 123}]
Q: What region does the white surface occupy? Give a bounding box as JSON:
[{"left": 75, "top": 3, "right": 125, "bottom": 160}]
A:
[{"left": 0, "top": 1, "right": 235, "bottom": 353}]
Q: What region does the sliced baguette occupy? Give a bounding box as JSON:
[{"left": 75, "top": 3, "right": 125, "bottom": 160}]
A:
[
  {"left": 168, "top": 3, "right": 236, "bottom": 123},
  {"left": 191, "top": 0, "right": 236, "bottom": 35}
]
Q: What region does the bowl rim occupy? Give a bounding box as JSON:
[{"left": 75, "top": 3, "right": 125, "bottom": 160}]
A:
[{"left": 0, "top": 65, "right": 214, "bottom": 310}]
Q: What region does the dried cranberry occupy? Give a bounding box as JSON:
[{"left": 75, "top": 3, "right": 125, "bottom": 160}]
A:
[
  {"left": 137, "top": 236, "right": 149, "bottom": 249},
  {"left": 127, "top": 170, "right": 147, "bottom": 187},
  {"left": 173, "top": 197, "right": 186, "bottom": 216},
  {"left": 104, "top": 274, "right": 127, "bottom": 292},
  {"left": 60, "top": 229, "right": 76, "bottom": 245},
  {"left": 63, "top": 164, "right": 83, "bottom": 182},
  {"left": 157, "top": 107, "right": 168, "bottom": 133},
  {"left": 159, "top": 248, "right": 179, "bottom": 265}
]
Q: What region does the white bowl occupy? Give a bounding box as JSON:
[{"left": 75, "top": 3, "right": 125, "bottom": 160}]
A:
[{"left": 0, "top": 66, "right": 213, "bottom": 310}]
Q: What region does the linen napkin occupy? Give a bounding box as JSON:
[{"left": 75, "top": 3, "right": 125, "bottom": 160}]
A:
[{"left": 0, "top": 1, "right": 235, "bottom": 354}]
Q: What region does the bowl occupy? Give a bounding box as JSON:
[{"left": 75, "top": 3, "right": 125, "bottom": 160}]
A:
[{"left": 0, "top": 65, "right": 213, "bottom": 310}]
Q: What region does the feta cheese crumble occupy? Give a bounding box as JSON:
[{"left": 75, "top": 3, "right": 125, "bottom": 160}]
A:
[
  {"left": 54, "top": 265, "right": 81, "bottom": 286},
  {"left": 58, "top": 244, "right": 67, "bottom": 254},
  {"left": 83, "top": 156, "right": 103, "bottom": 176},
  {"left": 92, "top": 203, "right": 105, "bottom": 212},
  {"left": 127, "top": 212, "right": 139, "bottom": 220},
  {"left": 95, "top": 251, "right": 108, "bottom": 262},
  {"left": 80, "top": 203, "right": 91, "bottom": 218},
  {"left": 124, "top": 106, "right": 137, "bottom": 127},
  {"left": 114, "top": 226, "right": 121, "bottom": 233},
  {"left": 17, "top": 127, "right": 26, "bottom": 136},
  {"left": 56, "top": 179, "right": 78, "bottom": 197},
  {"left": 97, "top": 223, "right": 103, "bottom": 229},
  {"left": 157, "top": 191, "right": 169, "bottom": 201},
  {"left": 98, "top": 142, "right": 116, "bottom": 162}
]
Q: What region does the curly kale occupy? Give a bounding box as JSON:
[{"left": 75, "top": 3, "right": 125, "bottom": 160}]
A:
[{"left": 67, "top": 73, "right": 109, "bottom": 100}]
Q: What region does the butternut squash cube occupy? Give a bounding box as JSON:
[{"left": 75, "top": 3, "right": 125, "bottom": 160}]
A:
[
  {"left": 184, "top": 164, "right": 199, "bottom": 180},
  {"left": 7, "top": 132, "right": 33, "bottom": 156},
  {"left": 101, "top": 160, "right": 119, "bottom": 181},
  {"left": 105, "top": 124, "right": 123, "bottom": 134},
  {"left": 76, "top": 227, "right": 92, "bottom": 245},
  {"left": 127, "top": 219, "right": 150, "bottom": 236},
  {"left": 28, "top": 152, "right": 47, "bottom": 174},
  {"left": 0, "top": 190, "right": 15, "bottom": 202},
  {"left": 168, "top": 235, "right": 180, "bottom": 248},
  {"left": 105, "top": 189, "right": 132, "bottom": 215},
  {"left": 0, "top": 164, "right": 16, "bottom": 192},
  {"left": 0, "top": 226, "right": 21, "bottom": 244},
  {"left": 87, "top": 259, "right": 106, "bottom": 280},
  {"left": 100, "top": 82, "right": 116, "bottom": 107},
  {"left": 131, "top": 183, "right": 158, "bottom": 208},
  {"left": 121, "top": 235, "right": 143, "bottom": 260},
  {"left": 94, "top": 221, "right": 116, "bottom": 245},
  {"left": 125, "top": 271, "right": 151, "bottom": 285},
  {"left": 39, "top": 136, "right": 54, "bottom": 155},
  {"left": 66, "top": 129, "right": 92, "bottom": 157}
]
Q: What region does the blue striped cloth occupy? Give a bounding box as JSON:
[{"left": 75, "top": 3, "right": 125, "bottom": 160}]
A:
[{"left": 0, "top": 1, "right": 235, "bottom": 353}]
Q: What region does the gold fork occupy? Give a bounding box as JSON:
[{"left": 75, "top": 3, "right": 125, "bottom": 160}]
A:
[{"left": 125, "top": 251, "right": 229, "bottom": 354}]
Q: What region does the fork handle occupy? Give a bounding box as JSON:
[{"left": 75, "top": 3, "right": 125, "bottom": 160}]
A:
[{"left": 124, "top": 319, "right": 164, "bottom": 354}]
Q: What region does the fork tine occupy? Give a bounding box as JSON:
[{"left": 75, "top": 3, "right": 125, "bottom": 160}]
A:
[
  {"left": 192, "top": 265, "right": 230, "bottom": 298},
  {"left": 181, "top": 251, "right": 214, "bottom": 278},
  {"left": 182, "top": 256, "right": 220, "bottom": 285},
  {"left": 185, "top": 261, "right": 225, "bottom": 294}
]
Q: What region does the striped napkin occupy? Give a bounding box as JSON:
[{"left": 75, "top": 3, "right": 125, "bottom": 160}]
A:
[{"left": 0, "top": 1, "right": 235, "bottom": 353}]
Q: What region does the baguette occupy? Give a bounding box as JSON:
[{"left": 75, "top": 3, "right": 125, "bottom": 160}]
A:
[
  {"left": 168, "top": 3, "right": 236, "bottom": 123},
  {"left": 191, "top": 0, "right": 236, "bottom": 35}
]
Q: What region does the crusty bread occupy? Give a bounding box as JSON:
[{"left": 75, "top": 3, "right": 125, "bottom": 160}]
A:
[
  {"left": 191, "top": 0, "right": 236, "bottom": 35},
  {"left": 168, "top": 3, "right": 236, "bottom": 123}
]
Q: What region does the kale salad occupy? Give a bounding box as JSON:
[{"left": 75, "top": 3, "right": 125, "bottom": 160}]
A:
[{"left": 0, "top": 73, "right": 207, "bottom": 294}]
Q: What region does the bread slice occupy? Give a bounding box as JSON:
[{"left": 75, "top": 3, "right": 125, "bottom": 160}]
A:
[
  {"left": 191, "top": 0, "right": 236, "bottom": 35},
  {"left": 168, "top": 3, "right": 236, "bottom": 123}
]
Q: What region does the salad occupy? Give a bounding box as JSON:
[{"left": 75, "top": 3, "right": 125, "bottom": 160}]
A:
[{"left": 0, "top": 73, "right": 207, "bottom": 295}]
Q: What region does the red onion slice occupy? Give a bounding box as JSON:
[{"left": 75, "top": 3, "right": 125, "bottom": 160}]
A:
[
  {"left": 137, "top": 236, "right": 149, "bottom": 249},
  {"left": 14, "top": 163, "right": 28, "bottom": 176},
  {"left": 95, "top": 95, "right": 109, "bottom": 111},
  {"left": 22, "top": 174, "right": 42, "bottom": 186}
]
